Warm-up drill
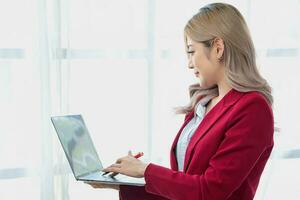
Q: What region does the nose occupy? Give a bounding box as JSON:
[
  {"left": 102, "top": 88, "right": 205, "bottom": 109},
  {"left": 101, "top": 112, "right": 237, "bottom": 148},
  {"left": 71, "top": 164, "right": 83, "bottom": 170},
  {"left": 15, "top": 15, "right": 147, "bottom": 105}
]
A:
[{"left": 188, "top": 57, "right": 194, "bottom": 69}]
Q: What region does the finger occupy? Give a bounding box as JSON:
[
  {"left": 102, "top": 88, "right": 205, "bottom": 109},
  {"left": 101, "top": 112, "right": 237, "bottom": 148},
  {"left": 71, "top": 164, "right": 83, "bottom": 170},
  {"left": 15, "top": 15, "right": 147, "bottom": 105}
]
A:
[
  {"left": 91, "top": 184, "right": 106, "bottom": 189},
  {"left": 84, "top": 181, "right": 99, "bottom": 185},
  {"left": 128, "top": 150, "right": 132, "bottom": 156},
  {"left": 84, "top": 181, "right": 96, "bottom": 184},
  {"left": 109, "top": 172, "right": 119, "bottom": 177},
  {"left": 84, "top": 182, "right": 92, "bottom": 186},
  {"left": 103, "top": 163, "right": 121, "bottom": 172},
  {"left": 84, "top": 182, "right": 102, "bottom": 188},
  {"left": 116, "top": 157, "right": 123, "bottom": 164},
  {"left": 104, "top": 163, "right": 122, "bottom": 171},
  {"left": 90, "top": 184, "right": 99, "bottom": 188},
  {"left": 102, "top": 168, "right": 110, "bottom": 172},
  {"left": 105, "top": 166, "right": 122, "bottom": 173},
  {"left": 111, "top": 163, "right": 121, "bottom": 168}
]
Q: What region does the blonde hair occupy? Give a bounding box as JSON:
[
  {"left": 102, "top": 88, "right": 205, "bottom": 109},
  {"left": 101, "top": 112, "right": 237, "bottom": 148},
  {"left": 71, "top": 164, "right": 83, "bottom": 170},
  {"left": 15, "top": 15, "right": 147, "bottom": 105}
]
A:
[{"left": 176, "top": 3, "right": 273, "bottom": 114}]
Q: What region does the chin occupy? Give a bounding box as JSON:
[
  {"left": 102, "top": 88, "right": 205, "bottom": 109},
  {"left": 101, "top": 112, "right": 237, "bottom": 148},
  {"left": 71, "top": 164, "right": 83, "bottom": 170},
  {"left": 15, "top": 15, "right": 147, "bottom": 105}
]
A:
[{"left": 198, "top": 80, "right": 207, "bottom": 88}]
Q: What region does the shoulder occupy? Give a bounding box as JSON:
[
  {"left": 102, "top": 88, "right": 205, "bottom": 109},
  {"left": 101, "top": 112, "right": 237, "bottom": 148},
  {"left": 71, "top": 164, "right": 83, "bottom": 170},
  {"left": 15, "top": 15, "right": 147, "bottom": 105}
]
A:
[
  {"left": 226, "top": 91, "right": 274, "bottom": 145},
  {"left": 232, "top": 91, "right": 272, "bottom": 114},
  {"left": 228, "top": 91, "right": 274, "bottom": 132},
  {"left": 241, "top": 90, "right": 270, "bottom": 104}
]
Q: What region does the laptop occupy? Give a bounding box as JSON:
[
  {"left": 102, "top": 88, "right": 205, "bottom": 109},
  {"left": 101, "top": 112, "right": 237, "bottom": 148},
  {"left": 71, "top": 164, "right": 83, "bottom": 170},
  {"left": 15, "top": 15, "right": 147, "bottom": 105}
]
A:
[{"left": 51, "top": 114, "right": 145, "bottom": 186}]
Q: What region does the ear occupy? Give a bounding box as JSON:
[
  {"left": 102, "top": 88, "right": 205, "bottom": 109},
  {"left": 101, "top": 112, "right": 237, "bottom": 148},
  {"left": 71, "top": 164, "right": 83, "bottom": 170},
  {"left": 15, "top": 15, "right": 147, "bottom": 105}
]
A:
[{"left": 213, "top": 38, "right": 225, "bottom": 61}]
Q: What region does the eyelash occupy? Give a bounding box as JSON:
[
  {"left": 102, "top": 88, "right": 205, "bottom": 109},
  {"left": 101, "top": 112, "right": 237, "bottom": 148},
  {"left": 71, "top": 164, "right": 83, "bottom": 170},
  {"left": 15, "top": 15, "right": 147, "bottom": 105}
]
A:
[{"left": 187, "top": 51, "right": 195, "bottom": 55}]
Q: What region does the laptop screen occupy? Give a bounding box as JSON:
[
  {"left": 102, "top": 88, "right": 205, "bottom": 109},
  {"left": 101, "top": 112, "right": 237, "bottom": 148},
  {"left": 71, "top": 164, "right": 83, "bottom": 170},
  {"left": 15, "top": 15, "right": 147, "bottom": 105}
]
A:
[{"left": 51, "top": 115, "right": 103, "bottom": 178}]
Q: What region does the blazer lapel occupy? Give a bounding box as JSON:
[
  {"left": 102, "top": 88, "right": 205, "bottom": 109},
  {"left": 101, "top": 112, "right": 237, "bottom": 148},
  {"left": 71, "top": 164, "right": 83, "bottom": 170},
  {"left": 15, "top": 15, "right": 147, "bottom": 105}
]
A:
[
  {"left": 183, "top": 89, "right": 244, "bottom": 171},
  {"left": 170, "top": 112, "right": 194, "bottom": 170}
]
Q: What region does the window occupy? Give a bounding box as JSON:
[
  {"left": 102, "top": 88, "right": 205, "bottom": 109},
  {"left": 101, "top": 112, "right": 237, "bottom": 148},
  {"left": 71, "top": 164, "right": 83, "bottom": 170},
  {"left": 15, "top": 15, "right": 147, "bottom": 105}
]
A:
[{"left": 1, "top": 0, "right": 299, "bottom": 199}]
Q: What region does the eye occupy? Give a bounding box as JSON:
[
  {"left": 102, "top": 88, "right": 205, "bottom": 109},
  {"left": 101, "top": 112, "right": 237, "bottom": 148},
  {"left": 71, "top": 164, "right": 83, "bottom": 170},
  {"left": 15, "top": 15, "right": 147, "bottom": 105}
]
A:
[{"left": 187, "top": 51, "right": 195, "bottom": 55}]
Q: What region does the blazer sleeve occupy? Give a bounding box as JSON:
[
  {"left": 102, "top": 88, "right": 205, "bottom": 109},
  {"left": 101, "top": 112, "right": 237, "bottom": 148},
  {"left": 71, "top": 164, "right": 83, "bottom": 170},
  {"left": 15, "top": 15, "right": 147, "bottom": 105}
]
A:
[
  {"left": 119, "top": 185, "right": 169, "bottom": 200},
  {"left": 143, "top": 95, "right": 274, "bottom": 200}
]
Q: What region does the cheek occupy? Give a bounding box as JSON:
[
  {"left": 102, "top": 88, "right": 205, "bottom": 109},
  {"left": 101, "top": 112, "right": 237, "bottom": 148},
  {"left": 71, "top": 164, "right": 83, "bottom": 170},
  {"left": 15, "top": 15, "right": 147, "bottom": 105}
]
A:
[{"left": 194, "top": 56, "right": 211, "bottom": 75}]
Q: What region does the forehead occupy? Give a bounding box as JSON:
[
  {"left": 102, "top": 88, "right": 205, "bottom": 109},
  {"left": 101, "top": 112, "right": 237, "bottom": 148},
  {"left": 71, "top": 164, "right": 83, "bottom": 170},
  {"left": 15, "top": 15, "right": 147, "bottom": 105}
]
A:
[{"left": 186, "top": 36, "right": 206, "bottom": 50}]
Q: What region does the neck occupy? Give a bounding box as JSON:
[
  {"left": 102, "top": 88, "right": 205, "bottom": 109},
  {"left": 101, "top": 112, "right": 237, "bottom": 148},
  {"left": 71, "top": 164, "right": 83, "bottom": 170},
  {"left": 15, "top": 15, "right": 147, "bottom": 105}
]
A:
[{"left": 216, "top": 76, "right": 232, "bottom": 100}]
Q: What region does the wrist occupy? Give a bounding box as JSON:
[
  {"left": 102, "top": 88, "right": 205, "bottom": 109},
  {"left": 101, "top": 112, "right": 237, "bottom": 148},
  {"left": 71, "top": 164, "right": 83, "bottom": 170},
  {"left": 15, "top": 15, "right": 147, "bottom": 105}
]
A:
[{"left": 139, "top": 163, "right": 150, "bottom": 177}]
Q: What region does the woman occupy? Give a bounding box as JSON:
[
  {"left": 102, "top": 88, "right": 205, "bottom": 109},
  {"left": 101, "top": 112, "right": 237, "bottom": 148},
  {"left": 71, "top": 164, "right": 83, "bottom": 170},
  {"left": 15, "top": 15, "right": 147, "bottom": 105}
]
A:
[{"left": 86, "top": 3, "right": 274, "bottom": 200}]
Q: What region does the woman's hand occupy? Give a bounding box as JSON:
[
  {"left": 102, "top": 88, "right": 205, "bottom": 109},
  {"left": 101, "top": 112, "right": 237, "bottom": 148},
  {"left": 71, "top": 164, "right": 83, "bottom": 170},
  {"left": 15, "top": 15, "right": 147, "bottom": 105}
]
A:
[
  {"left": 84, "top": 181, "right": 120, "bottom": 190},
  {"left": 85, "top": 151, "right": 148, "bottom": 191},
  {"left": 104, "top": 151, "right": 149, "bottom": 178}
]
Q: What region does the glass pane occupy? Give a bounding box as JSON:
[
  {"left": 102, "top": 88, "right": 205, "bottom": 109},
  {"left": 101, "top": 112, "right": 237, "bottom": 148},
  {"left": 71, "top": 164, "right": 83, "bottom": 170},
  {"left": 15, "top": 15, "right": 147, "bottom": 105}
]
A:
[
  {"left": 67, "top": 59, "right": 149, "bottom": 166},
  {"left": 258, "top": 56, "right": 300, "bottom": 149},
  {"left": 0, "top": 177, "right": 40, "bottom": 200},
  {"left": 0, "top": 59, "right": 41, "bottom": 169},
  {"left": 68, "top": 175, "right": 119, "bottom": 200},
  {"left": 67, "top": 0, "right": 147, "bottom": 49},
  {"left": 0, "top": 0, "right": 36, "bottom": 48},
  {"left": 255, "top": 159, "right": 300, "bottom": 199},
  {"left": 249, "top": 0, "right": 300, "bottom": 49}
]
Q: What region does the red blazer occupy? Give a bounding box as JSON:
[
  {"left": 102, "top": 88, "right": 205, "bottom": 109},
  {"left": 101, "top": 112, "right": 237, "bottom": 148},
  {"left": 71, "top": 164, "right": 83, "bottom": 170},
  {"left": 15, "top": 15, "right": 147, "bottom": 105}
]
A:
[{"left": 119, "top": 89, "right": 274, "bottom": 200}]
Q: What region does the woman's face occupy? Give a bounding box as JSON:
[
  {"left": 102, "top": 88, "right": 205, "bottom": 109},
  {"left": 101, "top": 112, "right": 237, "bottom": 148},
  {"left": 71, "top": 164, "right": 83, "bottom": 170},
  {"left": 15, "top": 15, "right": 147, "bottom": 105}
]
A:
[{"left": 186, "top": 36, "right": 224, "bottom": 88}]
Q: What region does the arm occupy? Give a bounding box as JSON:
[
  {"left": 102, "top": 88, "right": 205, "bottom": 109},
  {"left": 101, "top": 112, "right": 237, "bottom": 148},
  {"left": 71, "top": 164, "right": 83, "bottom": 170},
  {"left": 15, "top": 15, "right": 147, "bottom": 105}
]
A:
[
  {"left": 119, "top": 185, "right": 168, "bottom": 200},
  {"left": 144, "top": 96, "right": 274, "bottom": 200}
]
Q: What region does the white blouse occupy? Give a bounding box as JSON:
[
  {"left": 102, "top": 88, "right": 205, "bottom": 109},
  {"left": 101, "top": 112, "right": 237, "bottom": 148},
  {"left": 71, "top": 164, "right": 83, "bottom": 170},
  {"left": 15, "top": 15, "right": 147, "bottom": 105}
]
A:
[{"left": 176, "top": 95, "right": 214, "bottom": 171}]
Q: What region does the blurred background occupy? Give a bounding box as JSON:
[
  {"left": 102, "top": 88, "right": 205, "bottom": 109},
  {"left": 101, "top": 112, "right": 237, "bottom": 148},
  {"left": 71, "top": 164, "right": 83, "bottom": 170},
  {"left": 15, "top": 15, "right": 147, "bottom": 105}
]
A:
[{"left": 0, "top": 0, "right": 300, "bottom": 199}]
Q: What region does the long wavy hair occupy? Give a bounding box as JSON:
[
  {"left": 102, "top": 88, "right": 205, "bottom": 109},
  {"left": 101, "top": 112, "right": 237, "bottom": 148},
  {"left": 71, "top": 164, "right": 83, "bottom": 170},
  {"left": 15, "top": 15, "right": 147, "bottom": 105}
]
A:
[{"left": 176, "top": 3, "right": 273, "bottom": 114}]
